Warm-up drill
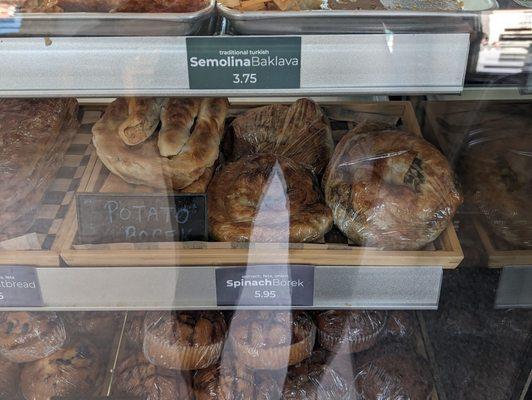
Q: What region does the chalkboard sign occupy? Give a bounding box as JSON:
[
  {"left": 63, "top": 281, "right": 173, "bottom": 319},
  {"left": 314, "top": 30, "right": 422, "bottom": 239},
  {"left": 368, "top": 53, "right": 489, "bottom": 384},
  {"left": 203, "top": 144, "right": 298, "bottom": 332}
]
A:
[{"left": 76, "top": 193, "right": 207, "bottom": 245}]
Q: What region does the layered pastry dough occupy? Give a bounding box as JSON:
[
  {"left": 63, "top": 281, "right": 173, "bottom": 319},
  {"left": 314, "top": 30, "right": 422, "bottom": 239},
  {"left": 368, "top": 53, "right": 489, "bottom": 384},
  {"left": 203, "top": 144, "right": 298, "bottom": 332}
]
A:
[
  {"left": 93, "top": 97, "right": 228, "bottom": 191},
  {"left": 231, "top": 98, "right": 334, "bottom": 174},
  {"left": 208, "top": 154, "right": 333, "bottom": 242},
  {"left": 119, "top": 97, "right": 166, "bottom": 146}
]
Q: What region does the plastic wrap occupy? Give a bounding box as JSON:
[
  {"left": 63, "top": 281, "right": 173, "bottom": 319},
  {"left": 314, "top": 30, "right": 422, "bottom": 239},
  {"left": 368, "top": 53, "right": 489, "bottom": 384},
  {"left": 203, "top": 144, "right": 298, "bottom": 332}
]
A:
[
  {"left": 0, "top": 355, "right": 19, "bottom": 399},
  {"left": 61, "top": 311, "right": 123, "bottom": 342},
  {"left": 115, "top": 352, "right": 194, "bottom": 400},
  {"left": 353, "top": 343, "right": 434, "bottom": 400},
  {"left": 229, "top": 311, "right": 316, "bottom": 369},
  {"left": 193, "top": 355, "right": 256, "bottom": 400},
  {"left": 317, "top": 310, "right": 388, "bottom": 354},
  {"left": 323, "top": 127, "right": 462, "bottom": 250},
  {"left": 19, "top": 340, "right": 102, "bottom": 400},
  {"left": 143, "top": 311, "right": 227, "bottom": 371},
  {"left": 125, "top": 311, "right": 147, "bottom": 348},
  {"left": 462, "top": 133, "right": 532, "bottom": 249},
  {"left": 231, "top": 98, "right": 334, "bottom": 175},
  {"left": 385, "top": 311, "right": 414, "bottom": 339},
  {"left": 0, "top": 312, "right": 67, "bottom": 363},
  {"left": 208, "top": 153, "right": 333, "bottom": 243},
  {"left": 0, "top": 98, "right": 78, "bottom": 241},
  {"left": 93, "top": 98, "right": 228, "bottom": 191}
]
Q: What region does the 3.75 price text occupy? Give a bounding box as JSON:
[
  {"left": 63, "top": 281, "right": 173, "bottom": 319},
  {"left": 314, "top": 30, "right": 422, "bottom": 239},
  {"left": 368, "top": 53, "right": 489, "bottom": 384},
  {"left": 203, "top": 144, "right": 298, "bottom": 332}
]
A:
[{"left": 233, "top": 73, "right": 257, "bottom": 85}]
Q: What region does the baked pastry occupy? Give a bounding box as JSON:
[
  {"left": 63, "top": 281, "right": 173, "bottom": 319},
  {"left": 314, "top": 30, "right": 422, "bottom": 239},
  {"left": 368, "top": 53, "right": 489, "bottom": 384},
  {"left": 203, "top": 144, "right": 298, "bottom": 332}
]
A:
[
  {"left": 0, "top": 356, "right": 19, "bottom": 399},
  {"left": 353, "top": 343, "right": 434, "bottom": 400},
  {"left": 0, "top": 312, "right": 67, "bottom": 363},
  {"left": 93, "top": 97, "right": 228, "bottom": 190},
  {"left": 62, "top": 311, "right": 123, "bottom": 342},
  {"left": 20, "top": 340, "right": 102, "bottom": 400},
  {"left": 113, "top": 0, "right": 208, "bottom": 12},
  {"left": 463, "top": 133, "right": 532, "bottom": 248},
  {"left": 324, "top": 127, "right": 462, "bottom": 250},
  {"left": 229, "top": 311, "right": 316, "bottom": 369},
  {"left": 143, "top": 311, "right": 227, "bottom": 370},
  {"left": 231, "top": 99, "right": 333, "bottom": 174},
  {"left": 317, "top": 310, "right": 388, "bottom": 354},
  {"left": 0, "top": 98, "right": 78, "bottom": 240},
  {"left": 208, "top": 154, "right": 333, "bottom": 242},
  {"left": 58, "top": 0, "right": 122, "bottom": 11},
  {"left": 118, "top": 98, "right": 166, "bottom": 146},
  {"left": 385, "top": 311, "right": 414, "bottom": 339},
  {"left": 18, "top": 0, "right": 63, "bottom": 12},
  {"left": 158, "top": 98, "right": 200, "bottom": 157},
  {"left": 125, "top": 311, "right": 146, "bottom": 348},
  {"left": 194, "top": 356, "right": 255, "bottom": 400},
  {"left": 115, "top": 352, "right": 193, "bottom": 400}
]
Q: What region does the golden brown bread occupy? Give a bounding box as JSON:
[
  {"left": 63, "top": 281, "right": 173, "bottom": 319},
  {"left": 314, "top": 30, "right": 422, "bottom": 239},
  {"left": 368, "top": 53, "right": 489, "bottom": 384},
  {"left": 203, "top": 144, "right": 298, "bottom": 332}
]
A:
[
  {"left": 231, "top": 98, "right": 334, "bottom": 175},
  {"left": 93, "top": 97, "right": 227, "bottom": 190},
  {"left": 113, "top": 0, "right": 208, "bottom": 12},
  {"left": 118, "top": 97, "right": 166, "bottom": 146},
  {"left": 158, "top": 98, "right": 201, "bottom": 157},
  {"left": 324, "top": 129, "right": 462, "bottom": 250},
  {"left": 208, "top": 154, "right": 333, "bottom": 242}
]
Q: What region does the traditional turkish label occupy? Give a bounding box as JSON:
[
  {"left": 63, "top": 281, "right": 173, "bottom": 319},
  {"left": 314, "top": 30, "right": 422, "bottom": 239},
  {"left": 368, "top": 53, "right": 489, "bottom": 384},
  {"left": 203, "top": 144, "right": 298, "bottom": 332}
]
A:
[
  {"left": 216, "top": 265, "right": 314, "bottom": 307},
  {"left": 187, "top": 37, "right": 301, "bottom": 90},
  {"left": 76, "top": 193, "right": 207, "bottom": 245},
  {"left": 0, "top": 266, "right": 43, "bottom": 307}
]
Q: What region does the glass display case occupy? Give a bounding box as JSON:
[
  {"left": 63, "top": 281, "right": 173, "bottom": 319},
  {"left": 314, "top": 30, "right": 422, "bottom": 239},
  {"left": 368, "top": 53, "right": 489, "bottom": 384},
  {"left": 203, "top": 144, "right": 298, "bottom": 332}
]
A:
[{"left": 0, "top": 1, "right": 530, "bottom": 399}]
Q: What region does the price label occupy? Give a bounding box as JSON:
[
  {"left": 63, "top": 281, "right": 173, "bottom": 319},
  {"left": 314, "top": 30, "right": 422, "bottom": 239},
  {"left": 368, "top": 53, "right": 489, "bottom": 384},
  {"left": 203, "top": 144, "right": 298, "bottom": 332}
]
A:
[
  {"left": 76, "top": 193, "right": 207, "bottom": 245},
  {"left": 0, "top": 266, "right": 43, "bottom": 307},
  {"left": 216, "top": 265, "right": 314, "bottom": 307},
  {"left": 187, "top": 37, "right": 301, "bottom": 90}
]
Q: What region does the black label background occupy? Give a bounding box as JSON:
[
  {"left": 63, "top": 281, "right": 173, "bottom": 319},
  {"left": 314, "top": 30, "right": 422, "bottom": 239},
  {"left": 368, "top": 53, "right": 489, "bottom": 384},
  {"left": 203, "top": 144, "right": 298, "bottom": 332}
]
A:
[{"left": 216, "top": 265, "right": 314, "bottom": 307}]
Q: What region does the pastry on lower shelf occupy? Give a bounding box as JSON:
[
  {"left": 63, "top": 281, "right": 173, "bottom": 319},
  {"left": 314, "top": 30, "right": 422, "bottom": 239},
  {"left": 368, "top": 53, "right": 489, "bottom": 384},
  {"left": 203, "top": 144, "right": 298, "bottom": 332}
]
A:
[
  {"left": 0, "top": 98, "right": 78, "bottom": 241},
  {"left": 143, "top": 311, "right": 227, "bottom": 370},
  {"left": 62, "top": 311, "right": 124, "bottom": 342},
  {"left": 463, "top": 133, "right": 532, "bottom": 249},
  {"left": 208, "top": 154, "right": 333, "bottom": 242},
  {"left": 113, "top": 0, "right": 208, "bottom": 12},
  {"left": 115, "top": 352, "right": 194, "bottom": 400},
  {"left": 125, "top": 311, "right": 147, "bottom": 348},
  {"left": 0, "top": 355, "right": 19, "bottom": 399},
  {"left": 353, "top": 343, "right": 434, "bottom": 400},
  {"left": 20, "top": 340, "right": 102, "bottom": 400},
  {"left": 0, "top": 312, "right": 67, "bottom": 363},
  {"left": 323, "top": 126, "right": 462, "bottom": 250},
  {"left": 118, "top": 97, "right": 167, "bottom": 146},
  {"left": 231, "top": 98, "right": 333, "bottom": 175},
  {"left": 193, "top": 356, "right": 255, "bottom": 400},
  {"left": 229, "top": 311, "right": 316, "bottom": 369},
  {"left": 93, "top": 97, "right": 228, "bottom": 191},
  {"left": 317, "top": 310, "right": 388, "bottom": 354}
]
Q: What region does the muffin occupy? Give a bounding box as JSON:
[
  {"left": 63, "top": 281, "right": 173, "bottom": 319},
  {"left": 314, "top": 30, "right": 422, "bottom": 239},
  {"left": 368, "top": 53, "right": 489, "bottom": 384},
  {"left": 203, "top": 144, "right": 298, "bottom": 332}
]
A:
[
  {"left": 20, "top": 340, "right": 102, "bottom": 400},
  {"left": 0, "top": 355, "right": 19, "bottom": 399},
  {"left": 229, "top": 311, "right": 316, "bottom": 369},
  {"left": 194, "top": 355, "right": 255, "bottom": 400},
  {"left": 317, "top": 310, "right": 388, "bottom": 354},
  {"left": 385, "top": 311, "right": 414, "bottom": 339},
  {"left": 0, "top": 312, "right": 67, "bottom": 363},
  {"left": 115, "top": 352, "right": 193, "bottom": 400},
  {"left": 143, "top": 311, "right": 227, "bottom": 370},
  {"left": 125, "top": 312, "right": 146, "bottom": 348},
  {"left": 62, "top": 311, "right": 123, "bottom": 342}
]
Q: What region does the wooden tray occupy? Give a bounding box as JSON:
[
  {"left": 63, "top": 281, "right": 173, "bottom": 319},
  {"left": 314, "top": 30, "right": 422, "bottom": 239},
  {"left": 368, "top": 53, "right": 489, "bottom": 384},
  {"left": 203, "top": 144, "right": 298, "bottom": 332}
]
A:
[
  {"left": 0, "top": 112, "right": 95, "bottom": 267},
  {"left": 59, "top": 101, "right": 463, "bottom": 269}
]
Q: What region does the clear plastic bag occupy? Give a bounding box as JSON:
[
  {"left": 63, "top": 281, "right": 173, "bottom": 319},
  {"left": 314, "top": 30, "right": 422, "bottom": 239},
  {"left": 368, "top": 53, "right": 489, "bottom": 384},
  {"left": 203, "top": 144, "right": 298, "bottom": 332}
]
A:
[
  {"left": 324, "top": 126, "right": 462, "bottom": 250},
  {"left": 115, "top": 352, "right": 194, "bottom": 400},
  {"left": 19, "top": 340, "right": 102, "bottom": 400},
  {"left": 0, "top": 355, "right": 19, "bottom": 399},
  {"left": 228, "top": 311, "right": 316, "bottom": 370},
  {"left": 125, "top": 311, "right": 147, "bottom": 348},
  {"left": 231, "top": 98, "right": 334, "bottom": 175},
  {"left": 208, "top": 153, "right": 333, "bottom": 243},
  {"left": 62, "top": 311, "right": 123, "bottom": 342},
  {"left": 0, "top": 312, "right": 67, "bottom": 363},
  {"left": 143, "top": 311, "right": 227, "bottom": 371}
]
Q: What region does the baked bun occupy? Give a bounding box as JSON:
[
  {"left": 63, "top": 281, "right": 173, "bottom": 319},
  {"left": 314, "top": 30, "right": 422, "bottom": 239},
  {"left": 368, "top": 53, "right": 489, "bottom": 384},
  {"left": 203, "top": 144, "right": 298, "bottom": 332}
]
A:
[
  {"left": 143, "top": 311, "right": 227, "bottom": 370},
  {"left": 93, "top": 97, "right": 228, "bottom": 191},
  {"left": 231, "top": 99, "right": 333, "bottom": 174},
  {"left": 317, "top": 310, "right": 388, "bottom": 354},
  {"left": 193, "top": 356, "right": 255, "bottom": 400},
  {"left": 229, "top": 311, "right": 316, "bottom": 369},
  {"left": 0, "top": 355, "right": 19, "bottom": 398},
  {"left": 208, "top": 154, "right": 333, "bottom": 242},
  {"left": 0, "top": 312, "right": 66, "bottom": 363},
  {"left": 62, "top": 311, "right": 123, "bottom": 342},
  {"left": 115, "top": 352, "right": 193, "bottom": 400},
  {"left": 125, "top": 312, "right": 146, "bottom": 348},
  {"left": 20, "top": 340, "right": 102, "bottom": 400},
  {"left": 324, "top": 128, "right": 462, "bottom": 250},
  {"left": 353, "top": 343, "right": 434, "bottom": 400},
  {"left": 118, "top": 98, "right": 166, "bottom": 146},
  {"left": 463, "top": 133, "right": 532, "bottom": 248}
]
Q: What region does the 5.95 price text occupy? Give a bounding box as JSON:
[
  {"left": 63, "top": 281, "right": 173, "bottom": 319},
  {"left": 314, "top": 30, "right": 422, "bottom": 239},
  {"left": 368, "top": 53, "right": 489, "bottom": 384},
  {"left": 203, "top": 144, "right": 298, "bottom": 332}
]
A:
[{"left": 254, "top": 290, "right": 276, "bottom": 299}]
